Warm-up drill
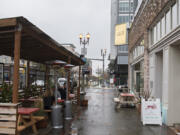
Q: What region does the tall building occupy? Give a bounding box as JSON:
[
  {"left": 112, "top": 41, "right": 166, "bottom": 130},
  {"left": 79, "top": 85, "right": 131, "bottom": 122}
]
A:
[
  {"left": 128, "top": 0, "right": 180, "bottom": 126},
  {"left": 110, "top": 0, "right": 138, "bottom": 60},
  {"left": 110, "top": 0, "right": 138, "bottom": 86}
]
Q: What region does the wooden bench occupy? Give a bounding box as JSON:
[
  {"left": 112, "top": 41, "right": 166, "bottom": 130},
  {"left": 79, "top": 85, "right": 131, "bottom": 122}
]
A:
[{"left": 0, "top": 103, "right": 19, "bottom": 135}]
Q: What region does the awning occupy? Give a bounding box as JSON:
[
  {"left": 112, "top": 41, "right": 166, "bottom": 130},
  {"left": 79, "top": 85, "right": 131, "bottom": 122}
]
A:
[{"left": 0, "top": 17, "right": 84, "bottom": 66}]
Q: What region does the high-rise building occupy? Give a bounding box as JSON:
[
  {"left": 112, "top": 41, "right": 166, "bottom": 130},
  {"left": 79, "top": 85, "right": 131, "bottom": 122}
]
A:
[
  {"left": 110, "top": 0, "right": 138, "bottom": 60},
  {"left": 110, "top": 0, "right": 138, "bottom": 86}
]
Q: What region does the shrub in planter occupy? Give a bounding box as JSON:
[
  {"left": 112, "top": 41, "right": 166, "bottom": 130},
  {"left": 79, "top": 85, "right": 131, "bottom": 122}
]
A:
[{"left": 0, "top": 83, "right": 12, "bottom": 103}]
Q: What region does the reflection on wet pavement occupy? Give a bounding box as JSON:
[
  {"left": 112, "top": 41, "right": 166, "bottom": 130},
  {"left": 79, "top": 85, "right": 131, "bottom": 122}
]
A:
[
  {"left": 25, "top": 88, "right": 174, "bottom": 135},
  {"left": 72, "top": 88, "right": 172, "bottom": 135}
]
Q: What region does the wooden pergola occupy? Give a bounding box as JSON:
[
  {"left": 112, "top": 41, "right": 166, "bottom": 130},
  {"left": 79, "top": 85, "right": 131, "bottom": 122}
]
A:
[{"left": 0, "top": 17, "right": 84, "bottom": 103}]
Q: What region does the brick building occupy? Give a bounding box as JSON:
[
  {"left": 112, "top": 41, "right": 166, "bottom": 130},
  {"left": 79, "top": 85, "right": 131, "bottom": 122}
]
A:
[{"left": 128, "top": 0, "right": 180, "bottom": 126}]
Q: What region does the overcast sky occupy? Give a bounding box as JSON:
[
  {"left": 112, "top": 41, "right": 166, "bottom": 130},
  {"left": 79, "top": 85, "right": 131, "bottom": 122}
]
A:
[{"left": 0, "top": 0, "right": 111, "bottom": 75}]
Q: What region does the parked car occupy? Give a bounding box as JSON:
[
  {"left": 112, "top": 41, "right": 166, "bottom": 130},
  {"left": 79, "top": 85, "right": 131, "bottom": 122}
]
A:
[{"left": 32, "top": 80, "right": 44, "bottom": 86}]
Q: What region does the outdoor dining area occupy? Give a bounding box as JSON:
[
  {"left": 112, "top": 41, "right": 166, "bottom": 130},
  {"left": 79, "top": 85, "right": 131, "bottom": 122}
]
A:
[{"left": 0, "top": 17, "right": 84, "bottom": 135}]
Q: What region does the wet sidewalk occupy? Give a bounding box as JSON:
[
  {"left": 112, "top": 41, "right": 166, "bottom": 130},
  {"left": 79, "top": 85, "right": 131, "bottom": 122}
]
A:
[{"left": 72, "top": 88, "right": 174, "bottom": 135}]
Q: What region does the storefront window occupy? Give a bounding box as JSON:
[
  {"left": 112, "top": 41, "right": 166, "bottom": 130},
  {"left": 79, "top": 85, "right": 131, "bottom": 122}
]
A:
[
  {"left": 166, "top": 10, "right": 171, "bottom": 34},
  {"left": 132, "top": 61, "right": 144, "bottom": 96},
  {"left": 161, "top": 16, "right": 165, "bottom": 37},
  {"left": 151, "top": 28, "right": 154, "bottom": 45},
  {"left": 172, "top": 3, "right": 178, "bottom": 29},
  {"left": 157, "top": 22, "right": 160, "bottom": 41},
  {"left": 179, "top": 0, "right": 180, "bottom": 25},
  {"left": 153, "top": 26, "right": 157, "bottom": 43}
]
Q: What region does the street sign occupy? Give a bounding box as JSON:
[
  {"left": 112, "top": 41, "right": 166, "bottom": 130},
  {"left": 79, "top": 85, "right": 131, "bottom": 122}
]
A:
[
  {"left": 141, "top": 98, "right": 162, "bottom": 126},
  {"left": 110, "top": 78, "right": 114, "bottom": 84}
]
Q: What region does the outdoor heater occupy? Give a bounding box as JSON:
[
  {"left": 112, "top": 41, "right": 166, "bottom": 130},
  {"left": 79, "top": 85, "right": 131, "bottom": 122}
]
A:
[
  {"left": 64, "top": 64, "right": 74, "bottom": 120},
  {"left": 46, "top": 60, "right": 66, "bottom": 129}
]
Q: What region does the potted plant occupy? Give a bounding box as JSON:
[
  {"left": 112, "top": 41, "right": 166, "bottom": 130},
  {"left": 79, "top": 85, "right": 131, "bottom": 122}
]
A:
[{"left": 0, "top": 83, "right": 12, "bottom": 103}]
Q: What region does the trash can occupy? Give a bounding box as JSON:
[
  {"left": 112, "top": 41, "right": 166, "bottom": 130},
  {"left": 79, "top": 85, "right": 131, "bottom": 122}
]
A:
[
  {"left": 64, "top": 100, "right": 72, "bottom": 120},
  {"left": 51, "top": 105, "right": 63, "bottom": 128}
]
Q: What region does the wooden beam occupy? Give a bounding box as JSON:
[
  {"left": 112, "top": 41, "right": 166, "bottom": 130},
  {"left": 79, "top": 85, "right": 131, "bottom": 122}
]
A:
[
  {"left": 22, "top": 27, "right": 82, "bottom": 65},
  {"left": 12, "top": 29, "right": 21, "bottom": 103},
  {"left": 45, "top": 65, "right": 49, "bottom": 90},
  {"left": 26, "top": 61, "right": 30, "bottom": 88},
  {"left": 67, "top": 57, "right": 71, "bottom": 100},
  {"left": 22, "top": 27, "right": 68, "bottom": 57},
  {"left": 0, "top": 18, "right": 17, "bottom": 28}
]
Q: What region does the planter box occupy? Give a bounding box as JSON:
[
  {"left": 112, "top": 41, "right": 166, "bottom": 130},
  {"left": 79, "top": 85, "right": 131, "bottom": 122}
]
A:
[{"left": 81, "top": 99, "right": 88, "bottom": 107}]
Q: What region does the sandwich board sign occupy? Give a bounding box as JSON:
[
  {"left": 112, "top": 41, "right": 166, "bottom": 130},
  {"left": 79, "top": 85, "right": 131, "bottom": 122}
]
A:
[{"left": 141, "top": 98, "right": 162, "bottom": 126}]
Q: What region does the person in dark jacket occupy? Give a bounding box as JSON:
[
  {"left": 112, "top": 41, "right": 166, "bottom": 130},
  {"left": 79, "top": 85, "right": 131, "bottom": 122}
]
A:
[{"left": 58, "top": 82, "right": 66, "bottom": 100}]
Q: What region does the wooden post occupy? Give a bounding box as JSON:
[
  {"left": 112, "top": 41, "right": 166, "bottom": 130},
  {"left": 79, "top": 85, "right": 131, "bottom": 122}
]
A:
[
  {"left": 68, "top": 70, "right": 70, "bottom": 100},
  {"left": 45, "top": 65, "right": 49, "bottom": 90},
  {"left": 67, "top": 57, "right": 71, "bottom": 100},
  {"left": 12, "top": 29, "right": 21, "bottom": 103},
  {"left": 77, "top": 66, "right": 81, "bottom": 105},
  {"left": 26, "top": 61, "right": 30, "bottom": 88}
]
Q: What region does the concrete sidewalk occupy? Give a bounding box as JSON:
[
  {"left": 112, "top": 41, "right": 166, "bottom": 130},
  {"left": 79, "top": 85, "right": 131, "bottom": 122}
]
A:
[{"left": 72, "top": 88, "right": 174, "bottom": 135}]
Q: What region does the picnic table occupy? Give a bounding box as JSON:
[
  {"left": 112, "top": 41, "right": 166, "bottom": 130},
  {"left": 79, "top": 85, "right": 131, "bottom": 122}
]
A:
[
  {"left": 57, "top": 99, "right": 64, "bottom": 103},
  {"left": 17, "top": 107, "right": 44, "bottom": 134},
  {"left": 114, "top": 93, "right": 137, "bottom": 109}
]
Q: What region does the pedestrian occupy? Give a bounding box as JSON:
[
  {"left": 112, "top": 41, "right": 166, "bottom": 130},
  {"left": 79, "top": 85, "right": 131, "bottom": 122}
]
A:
[{"left": 59, "top": 82, "right": 66, "bottom": 100}]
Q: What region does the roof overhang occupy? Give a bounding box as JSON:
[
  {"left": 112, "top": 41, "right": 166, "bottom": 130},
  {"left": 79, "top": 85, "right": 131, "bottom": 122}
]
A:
[{"left": 0, "top": 17, "right": 84, "bottom": 66}]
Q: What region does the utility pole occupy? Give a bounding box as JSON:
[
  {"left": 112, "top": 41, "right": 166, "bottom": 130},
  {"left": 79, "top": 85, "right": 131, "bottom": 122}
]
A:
[{"left": 101, "top": 49, "right": 106, "bottom": 86}]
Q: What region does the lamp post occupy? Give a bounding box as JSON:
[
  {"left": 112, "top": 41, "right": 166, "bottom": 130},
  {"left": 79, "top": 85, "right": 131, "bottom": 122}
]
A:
[
  {"left": 79, "top": 33, "right": 90, "bottom": 56},
  {"left": 101, "top": 49, "right": 106, "bottom": 85},
  {"left": 79, "top": 33, "right": 90, "bottom": 92}
]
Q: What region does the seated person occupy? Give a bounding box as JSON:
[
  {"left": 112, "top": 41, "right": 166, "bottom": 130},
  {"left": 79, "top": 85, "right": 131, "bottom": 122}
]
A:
[{"left": 43, "top": 88, "right": 54, "bottom": 109}]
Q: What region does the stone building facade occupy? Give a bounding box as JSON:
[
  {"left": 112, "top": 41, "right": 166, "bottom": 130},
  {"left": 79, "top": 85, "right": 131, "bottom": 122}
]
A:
[{"left": 129, "top": 0, "right": 180, "bottom": 125}]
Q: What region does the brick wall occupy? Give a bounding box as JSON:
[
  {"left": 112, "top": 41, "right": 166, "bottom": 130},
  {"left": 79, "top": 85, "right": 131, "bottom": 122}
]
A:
[{"left": 128, "top": 0, "right": 175, "bottom": 51}]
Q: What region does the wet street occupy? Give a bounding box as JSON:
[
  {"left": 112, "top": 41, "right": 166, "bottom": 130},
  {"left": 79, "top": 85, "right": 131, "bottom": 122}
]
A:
[
  {"left": 22, "top": 88, "right": 174, "bottom": 135},
  {"left": 73, "top": 88, "right": 173, "bottom": 135}
]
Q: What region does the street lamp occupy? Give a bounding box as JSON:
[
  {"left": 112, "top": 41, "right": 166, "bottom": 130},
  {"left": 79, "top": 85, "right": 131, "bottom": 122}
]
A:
[
  {"left": 101, "top": 49, "right": 106, "bottom": 86},
  {"left": 79, "top": 33, "right": 90, "bottom": 93},
  {"left": 79, "top": 33, "right": 90, "bottom": 56}
]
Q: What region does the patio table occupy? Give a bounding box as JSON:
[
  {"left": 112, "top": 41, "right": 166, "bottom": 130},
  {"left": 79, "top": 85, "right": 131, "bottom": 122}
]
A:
[
  {"left": 17, "top": 107, "right": 40, "bottom": 134},
  {"left": 120, "top": 93, "right": 136, "bottom": 105},
  {"left": 114, "top": 93, "right": 136, "bottom": 109},
  {"left": 19, "top": 98, "right": 41, "bottom": 102},
  {"left": 57, "top": 99, "right": 64, "bottom": 103},
  {"left": 120, "top": 93, "right": 134, "bottom": 97}
]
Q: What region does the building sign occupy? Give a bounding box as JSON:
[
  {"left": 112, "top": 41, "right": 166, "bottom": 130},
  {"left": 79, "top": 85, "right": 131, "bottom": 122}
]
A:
[
  {"left": 141, "top": 98, "right": 162, "bottom": 125},
  {"left": 110, "top": 78, "right": 114, "bottom": 84},
  {"left": 115, "top": 23, "right": 127, "bottom": 45}
]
